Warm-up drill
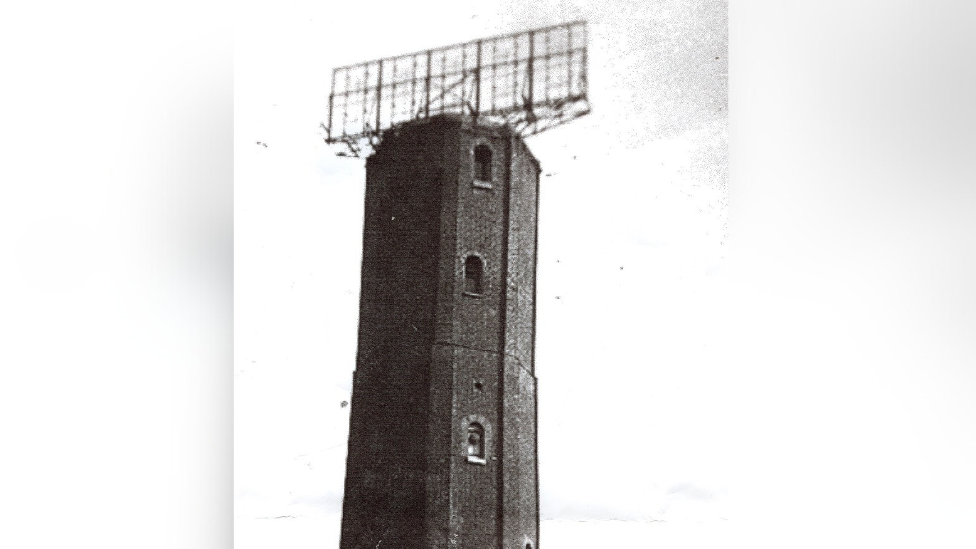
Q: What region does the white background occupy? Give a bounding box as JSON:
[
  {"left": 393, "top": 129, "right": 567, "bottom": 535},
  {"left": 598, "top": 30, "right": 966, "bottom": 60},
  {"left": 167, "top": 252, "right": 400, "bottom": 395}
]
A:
[{"left": 2, "top": 1, "right": 975, "bottom": 548}]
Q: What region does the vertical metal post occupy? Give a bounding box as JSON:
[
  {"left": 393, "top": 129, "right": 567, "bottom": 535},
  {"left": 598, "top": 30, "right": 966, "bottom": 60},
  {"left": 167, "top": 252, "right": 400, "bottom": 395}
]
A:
[
  {"left": 424, "top": 50, "right": 432, "bottom": 118},
  {"left": 411, "top": 55, "right": 417, "bottom": 115},
  {"left": 527, "top": 31, "right": 535, "bottom": 110},
  {"left": 362, "top": 64, "right": 369, "bottom": 133},
  {"left": 491, "top": 41, "right": 497, "bottom": 115},
  {"left": 390, "top": 58, "right": 397, "bottom": 124},
  {"left": 327, "top": 68, "right": 335, "bottom": 141},
  {"left": 544, "top": 30, "right": 550, "bottom": 103},
  {"left": 375, "top": 59, "right": 383, "bottom": 135},
  {"left": 342, "top": 69, "right": 350, "bottom": 135},
  {"left": 567, "top": 25, "right": 574, "bottom": 96},
  {"left": 475, "top": 40, "right": 482, "bottom": 122},
  {"left": 512, "top": 35, "right": 518, "bottom": 109},
  {"left": 581, "top": 24, "right": 588, "bottom": 97}
]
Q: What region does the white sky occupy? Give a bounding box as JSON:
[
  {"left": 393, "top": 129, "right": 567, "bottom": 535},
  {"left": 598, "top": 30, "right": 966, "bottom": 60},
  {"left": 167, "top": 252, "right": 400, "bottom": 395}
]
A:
[{"left": 234, "top": 0, "right": 729, "bottom": 542}]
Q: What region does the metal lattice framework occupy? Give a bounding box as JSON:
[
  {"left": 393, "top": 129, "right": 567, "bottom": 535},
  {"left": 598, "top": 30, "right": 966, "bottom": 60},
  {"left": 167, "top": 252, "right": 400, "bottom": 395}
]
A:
[{"left": 325, "top": 20, "right": 590, "bottom": 157}]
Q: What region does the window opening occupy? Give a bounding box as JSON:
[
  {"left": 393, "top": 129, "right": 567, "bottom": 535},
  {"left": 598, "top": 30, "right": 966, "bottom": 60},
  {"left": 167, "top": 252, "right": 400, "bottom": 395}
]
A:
[
  {"left": 464, "top": 255, "right": 484, "bottom": 296},
  {"left": 467, "top": 423, "right": 486, "bottom": 464},
  {"left": 474, "top": 144, "right": 492, "bottom": 184}
]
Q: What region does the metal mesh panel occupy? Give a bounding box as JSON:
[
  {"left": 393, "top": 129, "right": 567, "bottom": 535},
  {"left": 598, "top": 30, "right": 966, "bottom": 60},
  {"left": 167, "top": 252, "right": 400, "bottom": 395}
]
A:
[{"left": 326, "top": 20, "right": 590, "bottom": 156}]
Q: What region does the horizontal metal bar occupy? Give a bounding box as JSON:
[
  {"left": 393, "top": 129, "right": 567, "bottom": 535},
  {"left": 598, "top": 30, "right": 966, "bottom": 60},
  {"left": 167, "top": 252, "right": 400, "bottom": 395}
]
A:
[
  {"left": 331, "top": 50, "right": 585, "bottom": 96},
  {"left": 333, "top": 47, "right": 585, "bottom": 86},
  {"left": 330, "top": 92, "right": 588, "bottom": 117},
  {"left": 326, "top": 95, "right": 590, "bottom": 138},
  {"left": 331, "top": 20, "right": 586, "bottom": 72}
]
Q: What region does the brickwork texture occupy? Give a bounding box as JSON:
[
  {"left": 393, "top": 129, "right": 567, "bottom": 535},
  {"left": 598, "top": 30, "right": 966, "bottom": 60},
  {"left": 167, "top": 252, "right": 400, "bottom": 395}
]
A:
[{"left": 339, "top": 115, "right": 541, "bottom": 549}]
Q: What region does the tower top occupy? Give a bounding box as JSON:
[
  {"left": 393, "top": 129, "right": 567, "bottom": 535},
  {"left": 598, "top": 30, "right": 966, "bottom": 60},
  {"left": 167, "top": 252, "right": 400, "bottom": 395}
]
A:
[{"left": 325, "top": 20, "right": 590, "bottom": 157}]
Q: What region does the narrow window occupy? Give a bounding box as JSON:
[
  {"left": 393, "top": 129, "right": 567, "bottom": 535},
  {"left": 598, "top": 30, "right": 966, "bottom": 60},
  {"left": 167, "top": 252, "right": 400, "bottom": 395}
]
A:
[
  {"left": 464, "top": 255, "right": 483, "bottom": 296},
  {"left": 467, "top": 423, "right": 486, "bottom": 464},
  {"left": 474, "top": 144, "right": 492, "bottom": 184}
]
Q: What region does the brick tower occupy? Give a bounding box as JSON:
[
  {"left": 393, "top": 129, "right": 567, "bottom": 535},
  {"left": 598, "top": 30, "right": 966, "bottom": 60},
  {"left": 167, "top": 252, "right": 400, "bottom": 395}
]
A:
[{"left": 338, "top": 115, "right": 541, "bottom": 549}]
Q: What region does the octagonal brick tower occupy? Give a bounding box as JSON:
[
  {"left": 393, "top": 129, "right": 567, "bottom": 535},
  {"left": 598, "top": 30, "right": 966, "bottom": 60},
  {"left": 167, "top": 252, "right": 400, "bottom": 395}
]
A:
[{"left": 339, "top": 115, "right": 541, "bottom": 549}]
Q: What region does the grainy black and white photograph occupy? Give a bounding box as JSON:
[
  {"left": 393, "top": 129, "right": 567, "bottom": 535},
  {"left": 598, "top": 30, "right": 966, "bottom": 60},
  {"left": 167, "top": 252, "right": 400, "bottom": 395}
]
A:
[
  {"left": 236, "top": 1, "right": 728, "bottom": 547},
  {"left": 234, "top": 1, "right": 976, "bottom": 549}
]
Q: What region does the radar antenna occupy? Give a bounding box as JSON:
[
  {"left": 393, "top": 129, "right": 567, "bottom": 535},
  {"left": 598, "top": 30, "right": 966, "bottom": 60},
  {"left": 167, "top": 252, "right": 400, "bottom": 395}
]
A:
[{"left": 324, "top": 20, "right": 590, "bottom": 157}]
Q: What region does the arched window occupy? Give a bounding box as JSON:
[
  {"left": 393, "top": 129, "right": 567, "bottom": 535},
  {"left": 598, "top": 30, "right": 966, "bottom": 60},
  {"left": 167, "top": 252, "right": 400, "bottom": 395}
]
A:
[
  {"left": 467, "top": 423, "right": 486, "bottom": 464},
  {"left": 463, "top": 255, "right": 484, "bottom": 296},
  {"left": 474, "top": 144, "right": 492, "bottom": 183}
]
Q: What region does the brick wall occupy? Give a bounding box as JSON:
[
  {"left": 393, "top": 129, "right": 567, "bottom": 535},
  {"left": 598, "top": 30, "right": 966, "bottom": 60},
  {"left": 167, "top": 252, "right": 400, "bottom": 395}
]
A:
[{"left": 340, "top": 116, "right": 540, "bottom": 549}]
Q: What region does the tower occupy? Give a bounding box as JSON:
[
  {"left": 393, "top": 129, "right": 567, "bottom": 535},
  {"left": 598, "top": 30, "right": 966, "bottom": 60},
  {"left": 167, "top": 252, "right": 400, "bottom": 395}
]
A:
[
  {"left": 340, "top": 115, "right": 540, "bottom": 549},
  {"left": 325, "top": 21, "right": 589, "bottom": 549}
]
